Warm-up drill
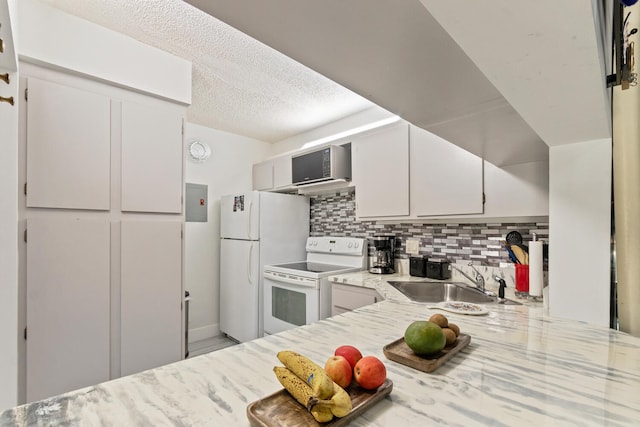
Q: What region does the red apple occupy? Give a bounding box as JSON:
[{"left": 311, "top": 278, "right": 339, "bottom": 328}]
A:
[
  {"left": 334, "top": 345, "right": 363, "bottom": 370},
  {"left": 324, "top": 355, "right": 353, "bottom": 388},
  {"left": 353, "top": 356, "right": 386, "bottom": 390}
]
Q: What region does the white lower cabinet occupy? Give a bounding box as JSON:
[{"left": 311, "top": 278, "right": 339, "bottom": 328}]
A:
[
  {"left": 120, "top": 221, "right": 183, "bottom": 376},
  {"left": 26, "top": 218, "right": 111, "bottom": 402},
  {"left": 331, "top": 283, "right": 382, "bottom": 316},
  {"left": 25, "top": 218, "right": 184, "bottom": 401}
]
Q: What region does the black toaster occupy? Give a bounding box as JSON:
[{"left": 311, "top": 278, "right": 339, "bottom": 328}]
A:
[
  {"left": 409, "top": 256, "right": 427, "bottom": 277},
  {"left": 425, "top": 259, "right": 451, "bottom": 280}
]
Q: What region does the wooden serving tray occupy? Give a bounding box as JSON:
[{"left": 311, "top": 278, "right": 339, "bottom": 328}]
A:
[
  {"left": 247, "top": 379, "right": 393, "bottom": 427},
  {"left": 383, "top": 333, "right": 470, "bottom": 373}
]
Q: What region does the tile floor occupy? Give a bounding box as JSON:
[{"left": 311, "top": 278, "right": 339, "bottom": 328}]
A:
[{"left": 187, "top": 335, "right": 237, "bottom": 358}]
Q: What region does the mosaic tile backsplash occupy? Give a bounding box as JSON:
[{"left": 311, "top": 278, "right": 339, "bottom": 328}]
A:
[{"left": 310, "top": 190, "right": 549, "bottom": 268}]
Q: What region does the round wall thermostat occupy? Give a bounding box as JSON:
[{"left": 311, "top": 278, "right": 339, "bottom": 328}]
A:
[{"left": 188, "top": 140, "right": 211, "bottom": 162}]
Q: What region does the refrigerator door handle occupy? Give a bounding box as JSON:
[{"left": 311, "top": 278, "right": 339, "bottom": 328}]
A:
[
  {"left": 247, "top": 200, "right": 253, "bottom": 239},
  {"left": 247, "top": 243, "right": 253, "bottom": 284}
]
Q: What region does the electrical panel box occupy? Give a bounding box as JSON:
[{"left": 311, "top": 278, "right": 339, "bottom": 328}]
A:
[{"left": 185, "top": 183, "right": 207, "bottom": 222}]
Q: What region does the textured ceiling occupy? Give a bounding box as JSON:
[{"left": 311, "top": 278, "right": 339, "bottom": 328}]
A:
[{"left": 37, "top": 0, "right": 377, "bottom": 143}]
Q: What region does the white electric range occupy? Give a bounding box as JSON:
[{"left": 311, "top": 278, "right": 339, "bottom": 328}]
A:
[{"left": 263, "top": 236, "right": 367, "bottom": 335}]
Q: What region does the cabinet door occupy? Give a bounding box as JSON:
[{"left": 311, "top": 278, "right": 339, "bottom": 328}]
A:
[
  {"left": 120, "top": 220, "right": 182, "bottom": 376},
  {"left": 252, "top": 160, "right": 273, "bottom": 191},
  {"left": 410, "top": 125, "right": 483, "bottom": 216},
  {"left": 26, "top": 217, "right": 110, "bottom": 402},
  {"left": 331, "top": 283, "right": 381, "bottom": 316},
  {"left": 352, "top": 123, "right": 409, "bottom": 218},
  {"left": 273, "top": 154, "right": 293, "bottom": 189},
  {"left": 26, "top": 78, "right": 111, "bottom": 210},
  {"left": 121, "top": 101, "right": 183, "bottom": 213},
  {"left": 482, "top": 160, "right": 549, "bottom": 217}
]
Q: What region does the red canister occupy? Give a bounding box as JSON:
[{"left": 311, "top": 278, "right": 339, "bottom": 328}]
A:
[{"left": 515, "top": 264, "right": 529, "bottom": 295}]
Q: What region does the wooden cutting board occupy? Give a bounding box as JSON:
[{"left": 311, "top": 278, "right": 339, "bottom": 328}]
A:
[
  {"left": 247, "top": 379, "right": 393, "bottom": 427},
  {"left": 383, "top": 333, "right": 470, "bottom": 373}
]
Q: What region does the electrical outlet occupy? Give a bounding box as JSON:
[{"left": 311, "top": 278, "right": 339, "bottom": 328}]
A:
[{"left": 406, "top": 239, "right": 420, "bottom": 255}]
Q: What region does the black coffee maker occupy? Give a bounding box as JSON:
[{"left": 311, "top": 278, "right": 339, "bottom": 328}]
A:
[{"left": 368, "top": 236, "right": 396, "bottom": 274}]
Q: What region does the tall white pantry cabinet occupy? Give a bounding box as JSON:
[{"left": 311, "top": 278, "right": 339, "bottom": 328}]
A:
[{"left": 19, "top": 65, "right": 185, "bottom": 403}]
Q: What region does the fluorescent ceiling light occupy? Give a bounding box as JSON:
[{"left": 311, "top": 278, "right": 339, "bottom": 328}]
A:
[{"left": 301, "top": 115, "right": 401, "bottom": 150}]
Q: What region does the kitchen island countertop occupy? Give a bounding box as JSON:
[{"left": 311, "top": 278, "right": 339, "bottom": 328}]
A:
[{"left": 2, "top": 284, "right": 639, "bottom": 425}]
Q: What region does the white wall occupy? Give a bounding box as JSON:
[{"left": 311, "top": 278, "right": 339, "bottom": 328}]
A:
[
  {"left": 17, "top": 0, "right": 191, "bottom": 105},
  {"left": 549, "top": 138, "right": 612, "bottom": 326},
  {"left": 0, "top": 0, "right": 19, "bottom": 411},
  {"left": 184, "top": 123, "right": 272, "bottom": 342}
]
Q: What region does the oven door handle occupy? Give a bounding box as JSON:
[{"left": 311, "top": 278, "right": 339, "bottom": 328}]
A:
[{"left": 264, "top": 271, "right": 314, "bottom": 287}]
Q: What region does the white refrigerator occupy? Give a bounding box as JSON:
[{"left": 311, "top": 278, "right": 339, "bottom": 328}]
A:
[{"left": 220, "top": 191, "right": 309, "bottom": 342}]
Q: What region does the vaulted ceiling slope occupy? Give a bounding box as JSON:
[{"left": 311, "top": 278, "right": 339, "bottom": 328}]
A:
[{"left": 186, "top": 0, "right": 610, "bottom": 165}]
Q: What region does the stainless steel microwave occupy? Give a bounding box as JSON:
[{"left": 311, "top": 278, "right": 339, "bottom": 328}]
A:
[{"left": 291, "top": 145, "right": 351, "bottom": 186}]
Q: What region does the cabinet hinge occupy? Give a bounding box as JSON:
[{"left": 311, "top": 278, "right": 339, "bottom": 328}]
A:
[
  {"left": 24, "top": 327, "right": 27, "bottom": 340},
  {"left": 24, "top": 182, "right": 27, "bottom": 195},
  {"left": 24, "top": 229, "right": 27, "bottom": 243},
  {"left": 482, "top": 192, "right": 486, "bottom": 205},
  {"left": 24, "top": 88, "right": 28, "bottom": 101}
]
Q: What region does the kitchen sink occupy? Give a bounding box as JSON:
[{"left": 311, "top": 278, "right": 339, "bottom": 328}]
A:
[{"left": 387, "top": 281, "right": 497, "bottom": 304}]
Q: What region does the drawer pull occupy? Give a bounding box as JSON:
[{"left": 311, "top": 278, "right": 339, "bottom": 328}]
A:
[{"left": 0, "top": 96, "right": 14, "bottom": 105}]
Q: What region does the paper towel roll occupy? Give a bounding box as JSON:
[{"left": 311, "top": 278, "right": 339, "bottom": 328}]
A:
[{"left": 529, "top": 240, "right": 544, "bottom": 297}]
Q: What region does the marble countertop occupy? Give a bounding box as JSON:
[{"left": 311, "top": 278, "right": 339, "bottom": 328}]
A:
[{"left": 2, "top": 277, "right": 639, "bottom": 426}]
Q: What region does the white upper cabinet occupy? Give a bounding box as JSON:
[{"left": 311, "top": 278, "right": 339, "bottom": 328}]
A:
[
  {"left": 252, "top": 160, "right": 273, "bottom": 191},
  {"left": 410, "top": 125, "right": 483, "bottom": 216},
  {"left": 252, "top": 154, "right": 293, "bottom": 192},
  {"left": 352, "top": 123, "right": 410, "bottom": 218},
  {"left": 26, "top": 77, "right": 111, "bottom": 210},
  {"left": 351, "top": 123, "right": 483, "bottom": 220},
  {"left": 482, "top": 160, "right": 549, "bottom": 218},
  {"left": 273, "top": 154, "right": 293, "bottom": 189},
  {"left": 121, "top": 101, "right": 184, "bottom": 213}
]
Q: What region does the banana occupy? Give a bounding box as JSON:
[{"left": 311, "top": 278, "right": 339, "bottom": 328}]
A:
[
  {"left": 273, "top": 366, "right": 334, "bottom": 423},
  {"left": 276, "top": 350, "right": 335, "bottom": 399},
  {"left": 315, "top": 382, "right": 353, "bottom": 418}
]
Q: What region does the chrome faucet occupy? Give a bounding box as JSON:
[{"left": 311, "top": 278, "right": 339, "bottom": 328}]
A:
[
  {"left": 468, "top": 262, "right": 485, "bottom": 293},
  {"left": 451, "top": 262, "right": 486, "bottom": 293}
]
